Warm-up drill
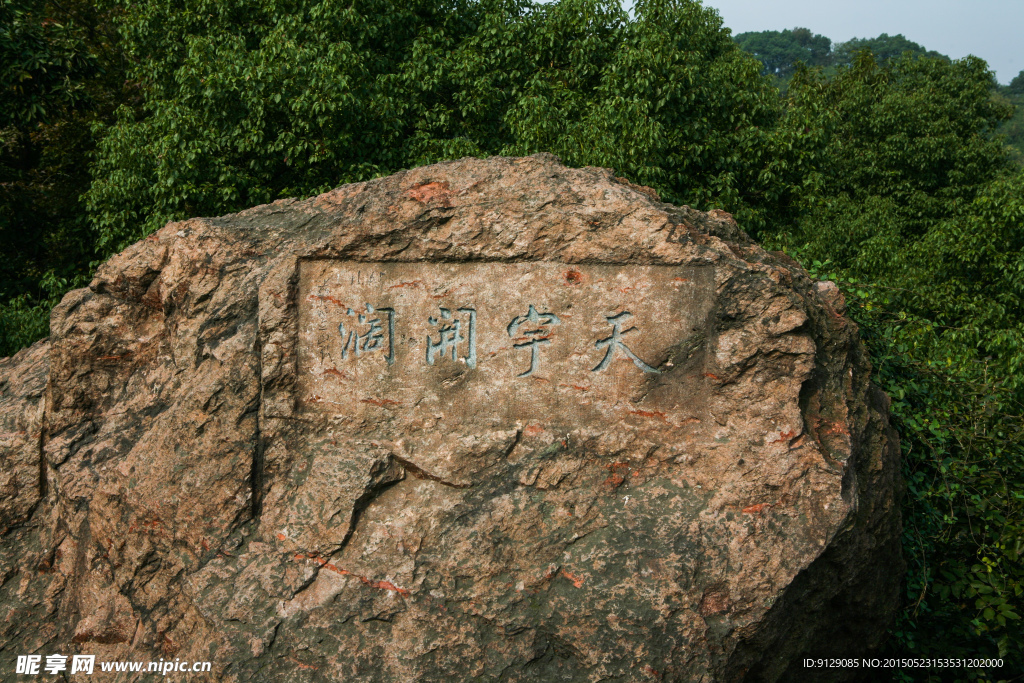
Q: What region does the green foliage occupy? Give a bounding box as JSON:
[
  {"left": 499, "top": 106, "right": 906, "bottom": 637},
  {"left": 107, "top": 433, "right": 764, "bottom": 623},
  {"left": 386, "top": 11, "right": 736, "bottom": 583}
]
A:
[
  {"left": 797, "top": 260, "right": 1024, "bottom": 677},
  {"left": 0, "top": 0, "right": 98, "bottom": 128},
  {"left": 0, "top": 270, "right": 81, "bottom": 356},
  {"left": 769, "top": 50, "right": 1024, "bottom": 675},
  {"left": 903, "top": 173, "right": 1024, "bottom": 385},
  {"left": 87, "top": 0, "right": 799, "bottom": 252},
  {"left": 732, "top": 27, "right": 831, "bottom": 79},
  {"left": 832, "top": 33, "right": 948, "bottom": 69},
  {"left": 0, "top": 0, "right": 129, "bottom": 355},
  {"left": 995, "top": 86, "right": 1024, "bottom": 166},
  {"left": 733, "top": 28, "right": 952, "bottom": 91},
  {"left": 0, "top": 295, "right": 50, "bottom": 355},
  {"left": 782, "top": 52, "right": 1012, "bottom": 271},
  {"left": 778, "top": 54, "right": 1020, "bottom": 401},
  {"left": 1005, "top": 70, "right": 1024, "bottom": 96}
]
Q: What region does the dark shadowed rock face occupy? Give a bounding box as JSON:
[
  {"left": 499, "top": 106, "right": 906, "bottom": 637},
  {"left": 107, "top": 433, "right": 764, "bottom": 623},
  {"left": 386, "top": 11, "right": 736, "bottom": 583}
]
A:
[{"left": 0, "top": 155, "right": 901, "bottom": 681}]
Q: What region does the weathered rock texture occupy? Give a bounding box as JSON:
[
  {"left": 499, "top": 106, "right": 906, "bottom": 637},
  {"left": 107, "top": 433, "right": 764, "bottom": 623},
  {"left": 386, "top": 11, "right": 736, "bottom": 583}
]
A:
[{"left": 0, "top": 154, "right": 901, "bottom": 681}]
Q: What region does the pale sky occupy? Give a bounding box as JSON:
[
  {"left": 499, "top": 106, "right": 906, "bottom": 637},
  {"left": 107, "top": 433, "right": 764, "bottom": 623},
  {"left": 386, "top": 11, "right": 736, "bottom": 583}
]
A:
[{"left": 620, "top": 0, "right": 1024, "bottom": 84}]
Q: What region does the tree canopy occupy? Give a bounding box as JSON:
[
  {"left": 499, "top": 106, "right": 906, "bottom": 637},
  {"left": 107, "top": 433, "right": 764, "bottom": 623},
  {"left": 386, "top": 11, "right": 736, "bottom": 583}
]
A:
[
  {"left": 0, "top": 0, "right": 128, "bottom": 348},
  {"left": 0, "top": 0, "right": 99, "bottom": 129},
  {"left": 732, "top": 27, "right": 830, "bottom": 78},
  {"left": 831, "top": 32, "right": 948, "bottom": 68},
  {"left": 1010, "top": 70, "right": 1024, "bottom": 95},
  {"left": 86, "top": 0, "right": 799, "bottom": 253},
  {"left": 732, "top": 28, "right": 951, "bottom": 85}
]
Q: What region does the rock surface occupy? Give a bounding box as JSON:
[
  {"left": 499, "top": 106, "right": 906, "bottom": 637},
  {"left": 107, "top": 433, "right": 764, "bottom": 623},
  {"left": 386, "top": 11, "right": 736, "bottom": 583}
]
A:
[{"left": 0, "top": 154, "right": 901, "bottom": 681}]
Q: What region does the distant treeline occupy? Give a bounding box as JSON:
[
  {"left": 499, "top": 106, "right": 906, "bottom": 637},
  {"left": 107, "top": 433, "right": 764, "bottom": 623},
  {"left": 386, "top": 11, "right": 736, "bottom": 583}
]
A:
[
  {"left": 733, "top": 27, "right": 1024, "bottom": 164},
  {"left": 734, "top": 28, "right": 949, "bottom": 80}
]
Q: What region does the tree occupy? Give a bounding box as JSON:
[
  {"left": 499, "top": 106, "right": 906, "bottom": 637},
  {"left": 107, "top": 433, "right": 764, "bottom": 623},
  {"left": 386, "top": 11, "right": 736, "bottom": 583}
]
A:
[
  {"left": 773, "top": 52, "right": 1023, "bottom": 669},
  {"left": 1009, "top": 70, "right": 1024, "bottom": 95},
  {"left": 1, "top": 0, "right": 97, "bottom": 300},
  {"left": 0, "top": 0, "right": 129, "bottom": 355},
  {"left": 780, "top": 50, "right": 1018, "bottom": 384},
  {"left": 0, "top": 0, "right": 98, "bottom": 129},
  {"left": 781, "top": 52, "right": 1010, "bottom": 261},
  {"left": 733, "top": 27, "right": 831, "bottom": 79},
  {"left": 832, "top": 33, "right": 947, "bottom": 69},
  {"left": 996, "top": 94, "right": 1024, "bottom": 166},
  {"left": 86, "top": 0, "right": 795, "bottom": 253}
]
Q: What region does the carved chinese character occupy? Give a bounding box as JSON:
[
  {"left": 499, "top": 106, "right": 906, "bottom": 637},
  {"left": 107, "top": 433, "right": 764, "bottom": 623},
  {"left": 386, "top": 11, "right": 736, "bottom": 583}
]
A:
[
  {"left": 338, "top": 304, "right": 395, "bottom": 365},
  {"left": 592, "top": 311, "right": 662, "bottom": 373},
  {"left": 426, "top": 307, "right": 477, "bottom": 368},
  {"left": 507, "top": 304, "right": 561, "bottom": 377}
]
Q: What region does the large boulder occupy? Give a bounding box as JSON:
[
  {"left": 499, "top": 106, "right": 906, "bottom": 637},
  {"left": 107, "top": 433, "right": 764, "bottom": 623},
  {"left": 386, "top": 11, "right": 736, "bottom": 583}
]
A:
[{"left": 0, "top": 154, "right": 901, "bottom": 681}]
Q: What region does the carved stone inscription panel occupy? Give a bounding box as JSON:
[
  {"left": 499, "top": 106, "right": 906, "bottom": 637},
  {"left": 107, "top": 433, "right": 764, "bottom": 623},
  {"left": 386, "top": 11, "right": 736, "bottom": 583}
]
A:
[{"left": 297, "top": 261, "right": 715, "bottom": 429}]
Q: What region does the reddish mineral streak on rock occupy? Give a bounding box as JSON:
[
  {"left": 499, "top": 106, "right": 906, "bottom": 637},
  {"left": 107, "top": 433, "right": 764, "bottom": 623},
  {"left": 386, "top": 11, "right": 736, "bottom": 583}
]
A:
[
  {"left": 604, "top": 462, "right": 630, "bottom": 488},
  {"left": 627, "top": 408, "right": 668, "bottom": 421},
  {"left": 487, "top": 345, "right": 510, "bottom": 358},
  {"left": 428, "top": 284, "right": 466, "bottom": 300},
  {"left": 640, "top": 664, "right": 661, "bottom": 679},
  {"left": 307, "top": 294, "right": 347, "bottom": 307},
  {"left": 388, "top": 280, "right": 425, "bottom": 290},
  {"left": 818, "top": 420, "right": 851, "bottom": 436},
  {"left": 700, "top": 588, "right": 732, "bottom": 616},
  {"left": 360, "top": 397, "right": 402, "bottom": 408},
  {"left": 283, "top": 657, "right": 318, "bottom": 671},
  {"left": 127, "top": 518, "right": 164, "bottom": 534},
  {"left": 295, "top": 553, "right": 410, "bottom": 596},
  {"left": 405, "top": 181, "right": 452, "bottom": 206},
  {"left": 769, "top": 429, "right": 798, "bottom": 444},
  {"left": 0, "top": 154, "right": 901, "bottom": 682},
  {"left": 321, "top": 367, "right": 348, "bottom": 381},
  {"left": 560, "top": 569, "right": 585, "bottom": 588}
]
